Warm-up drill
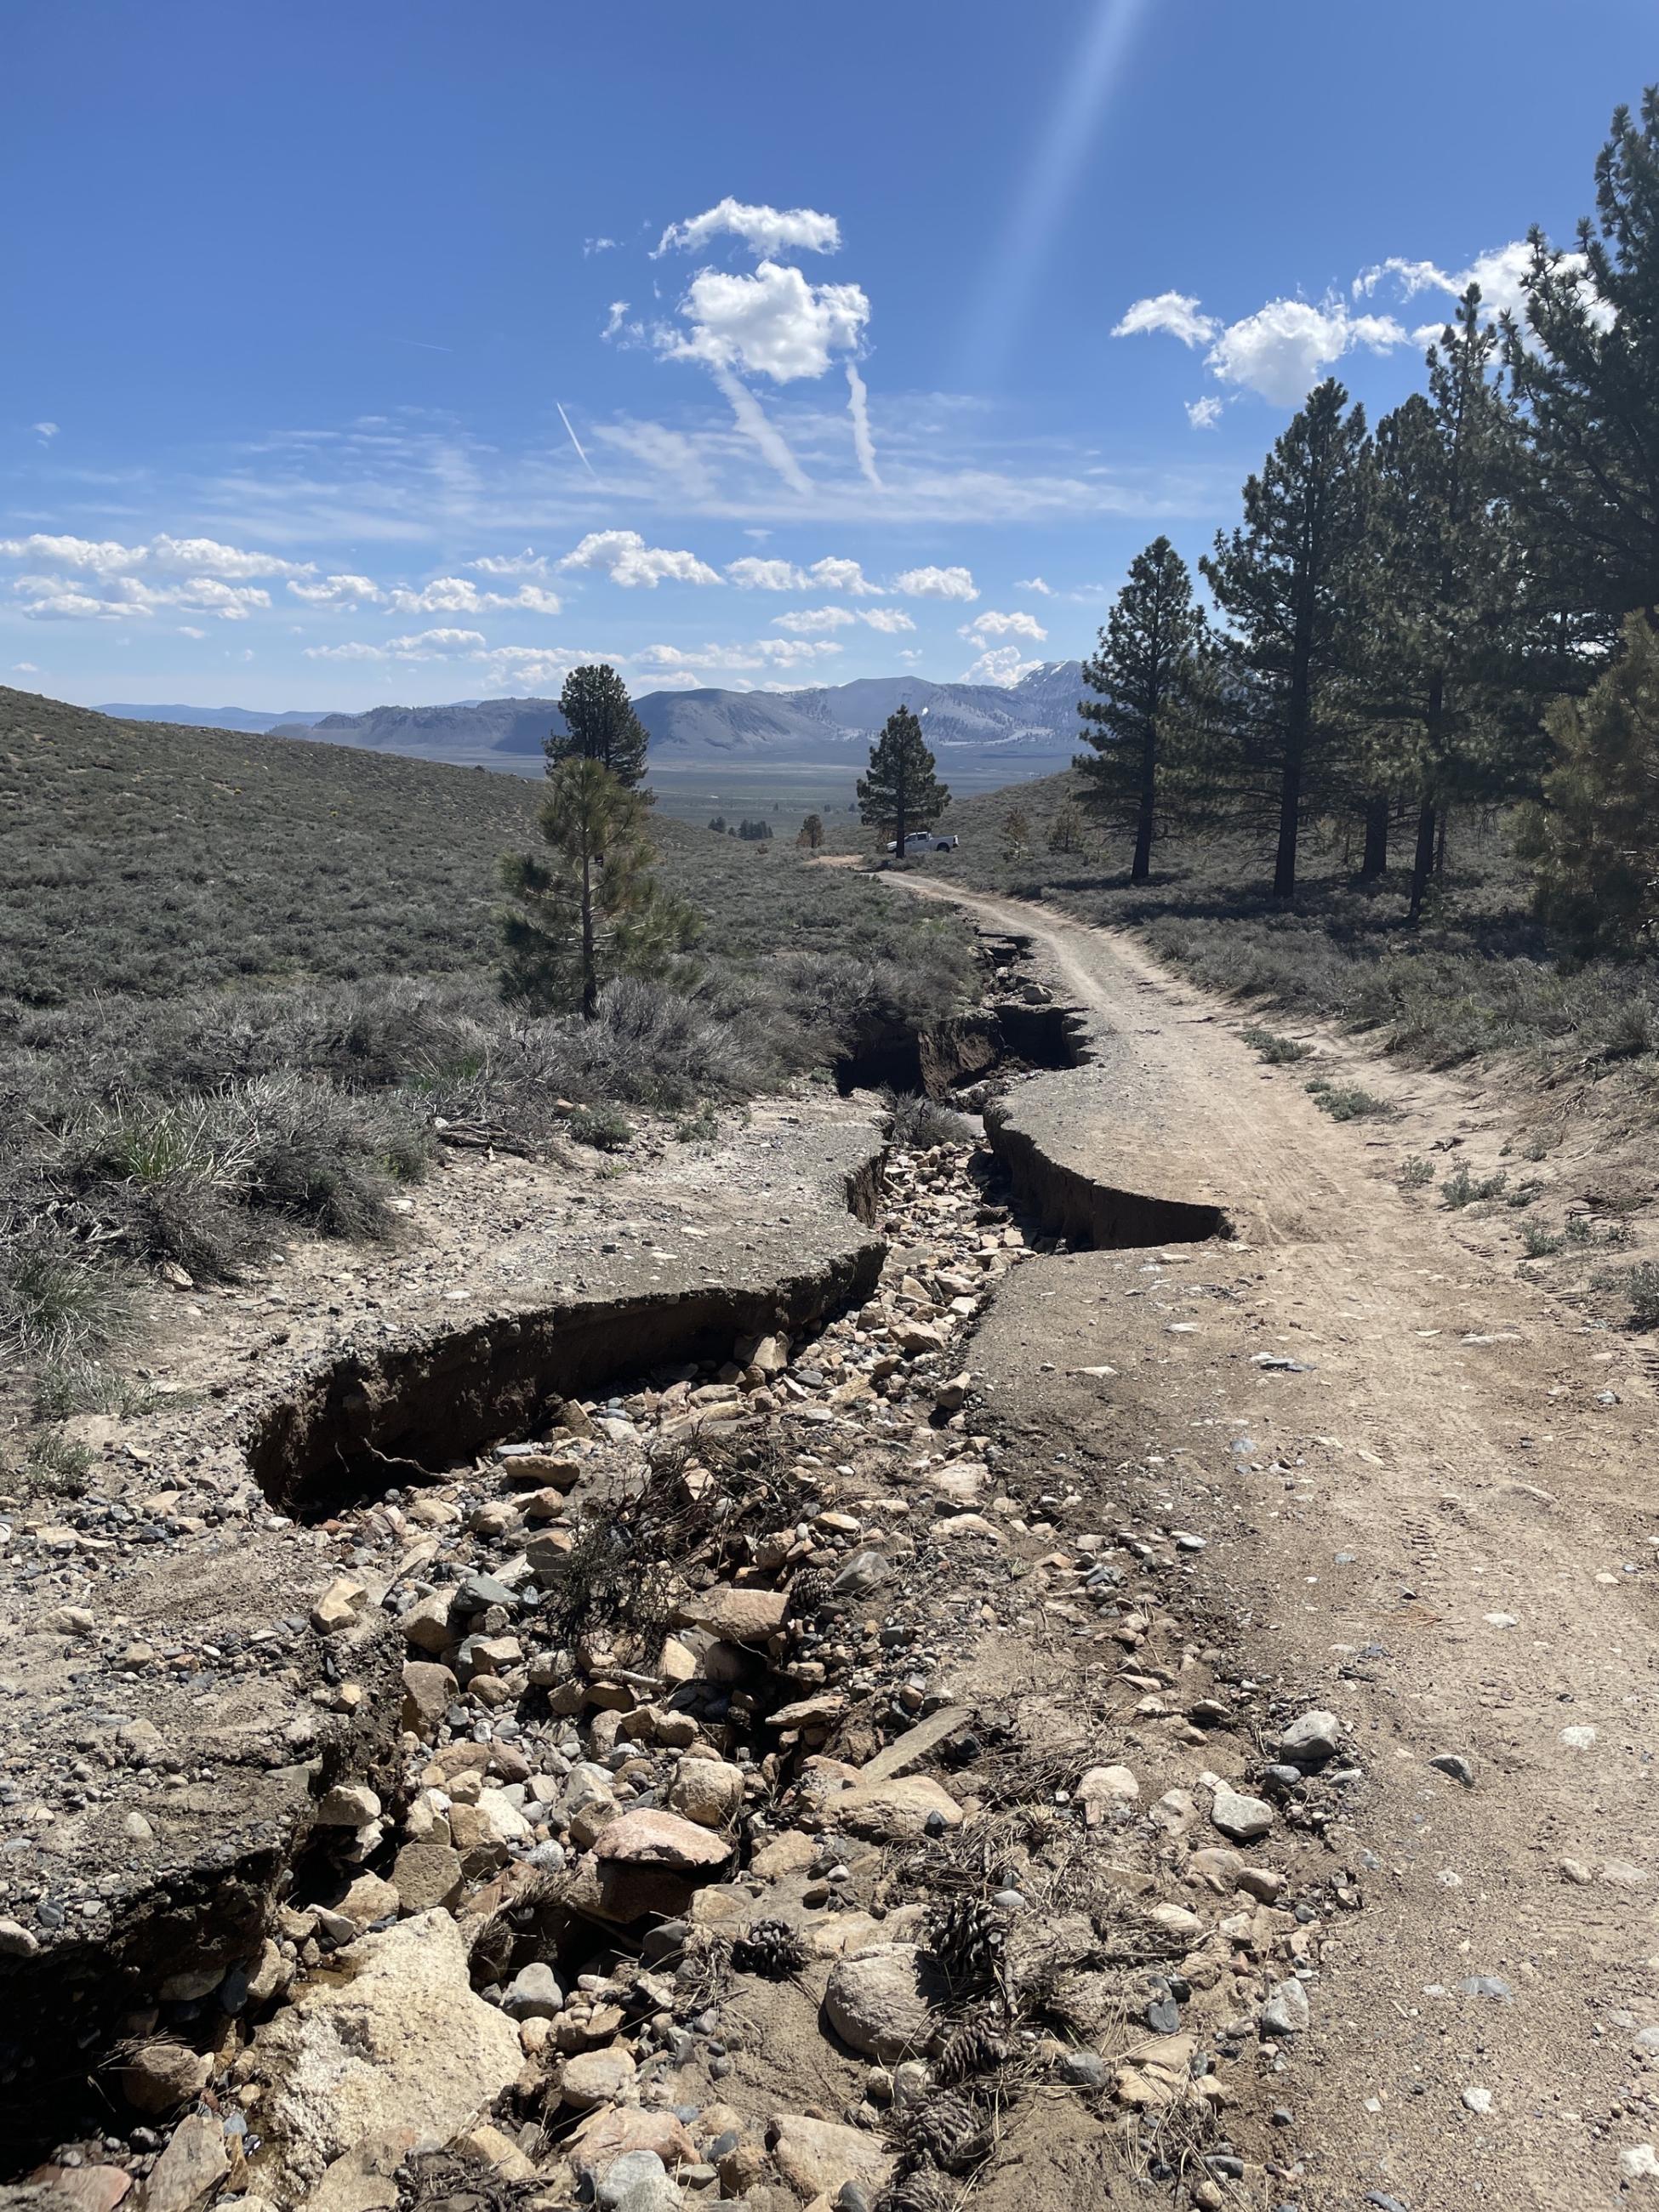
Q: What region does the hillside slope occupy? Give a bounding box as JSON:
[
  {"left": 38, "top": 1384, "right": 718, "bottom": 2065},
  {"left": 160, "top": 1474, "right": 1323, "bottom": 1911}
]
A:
[{"left": 1, "top": 688, "right": 544, "bottom": 1007}]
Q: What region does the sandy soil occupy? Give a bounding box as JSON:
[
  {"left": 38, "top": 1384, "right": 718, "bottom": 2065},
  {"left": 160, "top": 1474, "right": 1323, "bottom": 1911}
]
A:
[{"left": 898, "top": 876, "right": 1659, "bottom": 2212}]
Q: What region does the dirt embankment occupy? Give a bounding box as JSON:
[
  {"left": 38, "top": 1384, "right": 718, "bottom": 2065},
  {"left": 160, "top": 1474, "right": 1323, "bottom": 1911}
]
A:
[{"left": 0, "top": 938, "right": 1360, "bottom": 2212}]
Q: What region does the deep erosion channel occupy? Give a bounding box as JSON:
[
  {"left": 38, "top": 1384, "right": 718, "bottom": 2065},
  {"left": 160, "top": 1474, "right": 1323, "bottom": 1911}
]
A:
[{"left": 2, "top": 970, "right": 1258, "bottom": 2209}]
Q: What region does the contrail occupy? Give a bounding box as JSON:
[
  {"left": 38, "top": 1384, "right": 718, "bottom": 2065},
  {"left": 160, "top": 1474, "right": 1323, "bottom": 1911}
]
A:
[
  {"left": 845, "top": 362, "right": 882, "bottom": 489},
  {"left": 556, "top": 401, "right": 601, "bottom": 481},
  {"left": 711, "top": 364, "right": 812, "bottom": 495}
]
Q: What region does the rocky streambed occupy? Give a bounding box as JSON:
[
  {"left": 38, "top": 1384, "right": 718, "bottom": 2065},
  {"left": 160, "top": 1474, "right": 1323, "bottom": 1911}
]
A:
[{"left": 1, "top": 949, "right": 1372, "bottom": 2212}]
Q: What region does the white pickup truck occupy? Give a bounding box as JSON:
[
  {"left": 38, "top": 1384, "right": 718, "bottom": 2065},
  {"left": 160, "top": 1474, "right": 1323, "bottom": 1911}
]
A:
[{"left": 887, "top": 830, "right": 961, "bottom": 854}]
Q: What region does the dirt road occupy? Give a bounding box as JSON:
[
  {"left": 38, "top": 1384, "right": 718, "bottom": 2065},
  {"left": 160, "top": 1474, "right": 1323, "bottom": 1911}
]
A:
[{"left": 904, "top": 877, "right": 1659, "bottom": 2210}]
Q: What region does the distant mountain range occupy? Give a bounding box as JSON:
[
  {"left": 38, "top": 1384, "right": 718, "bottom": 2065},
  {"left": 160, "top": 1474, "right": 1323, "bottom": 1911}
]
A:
[
  {"left": 305, "top": 662, "right": 1088, "bottom": 772},
  {"left": 98, "top": 702, "right": 334, "bottom": 733},
  {"left": 100, "top": 663, "right": 1089, "bottom": 776}
]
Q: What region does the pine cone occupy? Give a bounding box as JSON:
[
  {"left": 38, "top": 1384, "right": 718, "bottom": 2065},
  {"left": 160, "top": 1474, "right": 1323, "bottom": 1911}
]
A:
[
  {"left": 902, "top": 2089, "right": 993, "bottom": 2176},
  {"left": 926, "top": 1895, "right": 1006, "bottom": 1993},
  {"left": 784, "top": 1568, "right": 834, "bottom": 1622},
  {"left": 877, "top": 2174, "right": 955, "bottom": 2212},
  {"left": 731, "top": 1917, "right": 807, "bottom": 1980},
  {"left": 878, "top": 2171, "right": 956, "bottom": 2212},
  {"left": 932, "top": 2016, "right": 1009, "bottom": 2084}
]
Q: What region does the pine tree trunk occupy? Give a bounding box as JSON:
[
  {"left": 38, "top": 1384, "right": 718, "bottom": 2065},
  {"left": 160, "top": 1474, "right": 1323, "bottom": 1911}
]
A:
[
  {"left": 1132, "top": 727, "right": 1155, "bottom": 883},
  {"left": 1435, "top": 808, "right": 1449, "bottom": 875},
  {"left": 894, "top": 767, "right": 907, "bottom": 863},
  {"left": 1408, "top": 801, "right": 1436, "bottom": 923},
  {"left": 580, "top": 847, "right": 598, "bottom": 1020},
  {"left": 1275, "top": 583, "right": 1314, "bottom": 902},
  {"left": 1273, "top": 755, "right": 1302, "bottom": 901},
  {"left": 1360, "top": 795, "right": 1389, "bottom": 881}
]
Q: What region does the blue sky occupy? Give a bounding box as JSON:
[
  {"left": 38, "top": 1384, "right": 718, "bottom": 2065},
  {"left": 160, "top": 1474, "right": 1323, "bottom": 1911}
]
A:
[{"left": 2, "top": 0, "right": 1654, "bottom": 711}]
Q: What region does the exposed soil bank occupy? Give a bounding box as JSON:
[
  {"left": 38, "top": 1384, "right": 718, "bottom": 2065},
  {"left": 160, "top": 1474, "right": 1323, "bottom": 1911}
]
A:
[
  {"left": 985, "top": 1097, "right": 1229, "bottom": 1249},
  {"left": 248, "top": 1239, "right": 885, "bottom": 1521}
]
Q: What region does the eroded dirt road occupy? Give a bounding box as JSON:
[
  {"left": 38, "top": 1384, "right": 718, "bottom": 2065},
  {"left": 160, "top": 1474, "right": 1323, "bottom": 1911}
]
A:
[{"left": 902, "top": 876, "right": 1659, "bottom": 2211}]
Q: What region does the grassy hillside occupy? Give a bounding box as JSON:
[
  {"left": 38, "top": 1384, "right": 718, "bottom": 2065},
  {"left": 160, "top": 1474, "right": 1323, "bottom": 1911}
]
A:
[
  {"left": 0, "top": 693, "right": 972, "bottom": 1467},
  {"left": 2, "top": 689, "right": 542, "bottom": 1006}
]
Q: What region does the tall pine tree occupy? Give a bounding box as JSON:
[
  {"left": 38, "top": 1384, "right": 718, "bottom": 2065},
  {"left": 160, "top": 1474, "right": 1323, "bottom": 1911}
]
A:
[
  {"left": 547, "top": 664, "right": 651, "bottom": 788},
  {"left": 1505, "top": 88, "right": 1659, "bottom": 645},
  {"left": 858, "top": 707, "right": 950, "bottom": 856},
  {"left": 1362, "top": 288, "right": 1533, "bottom": 919},
  {"left": 1523, "top": 611, "right": 1659, "bottom": 952},
  {"left": 1075, "top": 536, "right": 1206, "bottom": 882},
  {"left": 1200, "top": 379, "right": 1371, "bottom": 900},
  {"left": 499, "top": 759, "right": 695, "bottom": 1018}
]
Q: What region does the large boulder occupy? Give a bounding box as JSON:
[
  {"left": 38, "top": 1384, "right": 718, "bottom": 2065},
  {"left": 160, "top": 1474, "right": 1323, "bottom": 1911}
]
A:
[
  {"left": 668, "top": 1758, "right": 744, "bottom": 1829},
  {"left": 593, "top": 1809, "right": 733, "bottom": 1872},
  {"left": 767, "top": 2113, "right": 895, "bottom": 2200},
  {"left": 671, "top": 1588, "right": 787, "bottom": 1645},
  {"left": 818, "top": 1774, "right": 962, "bottom": 1843},
  {"left": 822, "top": 1944, "right": 935, "bottom": 2062},
  {"left": 252, "top": 1911, "right": 522, "bottom": 2199}
]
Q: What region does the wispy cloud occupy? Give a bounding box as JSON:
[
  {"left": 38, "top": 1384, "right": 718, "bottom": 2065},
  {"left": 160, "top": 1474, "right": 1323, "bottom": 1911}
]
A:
[{"left": 845, "top": 362, "right": 881, "bottom": 488}]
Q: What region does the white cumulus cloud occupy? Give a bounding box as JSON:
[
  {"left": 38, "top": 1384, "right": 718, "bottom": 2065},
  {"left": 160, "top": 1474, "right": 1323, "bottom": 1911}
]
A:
[
  {"left": 384, "top": 627, "right": 487, "bottom": 657},
  {"left": 893, "top": 565, "right": 978, "bottom": 602},
  {"left": 0, "top": 533, "right": 144, "bottom": 574},
  {"left": 288, "top": 573, "right": 383, "bottom": 607},
  {"left": 1354, "top": 240, "right": 1616, "bottom": 339},
  {"left": 12, "top": 571, "right": 271, "bottom": 621},
  {"left": 304, "top": 641, "right": 389, "bottom": 662},
  {"left": 961, "top": 645, "right": 1044, "bottom": 687},
  {"left": 727, "top": 556, "right": 807, "bottom": 590},
  {"left": 1204, "top": 299, "right": 1406, "bottom": 404},
  {"left": 860, "top": 607, "right": 915, "bottom": 633},
  {"left": 664, "top": 259, "right": 870, "bottom": 384},
  {"left": 653, "top": 197, "right": 841, "bottom": 259},
  {"left": 467, "top": 549, "right": 553, "bottom": 579},
  {"left": 472, "top": 644, "right": 608, "bottom": 691},
  {"left": 557, "top": 530, "right": 720, "bottom": 588},
  {"left": 1187, "top": 396, "right": 1223, "bottom": 429},
  {"left": 1014, "top": 576, "right": 1052, "bottom": 595},
  {"left": 772, "top": 606, "right": 856, "bottom": 633},
  {"left": 809, "top": 556, "right": 881, "bottom": 596},
  {"left": 149, "top": 534, "right": 313, "bottom": 579},
  {"left": 1112, "top": 291, "right": 1217, "bottom": 346},
  {"left": 961, "top": 609, "right": 1048, "bottom": 643},
  {"left": 632, "top": 637, "right": 845, "bottom": 678}
]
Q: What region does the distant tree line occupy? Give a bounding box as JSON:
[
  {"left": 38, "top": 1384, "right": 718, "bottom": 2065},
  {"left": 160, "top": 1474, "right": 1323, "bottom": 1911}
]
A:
[{"left": 1076, "top": 88, "right": 1659, "bottom": 950}]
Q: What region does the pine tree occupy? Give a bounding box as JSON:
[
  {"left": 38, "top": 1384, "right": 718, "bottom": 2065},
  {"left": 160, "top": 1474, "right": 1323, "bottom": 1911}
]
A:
[
  {"left": 1002, "top": 805, "right": 1033, "bottom": 858},
  {"left": 797, "top": 812, "right": 824, "bottom": 851},
  {"left": 1200, "top": 379, "right": 1371, "bottom": 900},
  {"left": 547, "top": 664, "right": 650, "bottom": 788},
  {"left": 1523, "top": 612, "right": 1659, "bottom": 952},
  {"left": 1047, "top": 800, "right": 1085, "bottom": 854},
  {"left": 1505, "top": 88, "right": 1659, "bottom": 641},
  {"left": 858, "top": 707, "right": 950, "bottom": 855},
  {"left": 499, "top": 759, "right": 696, "bottom": 1018},
  {"left": 1076, "top": 536, "right": 1206, "bottom": 882},
  {"left": 1362, "top": 290, "right": 1534, "bottom": 919}
]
